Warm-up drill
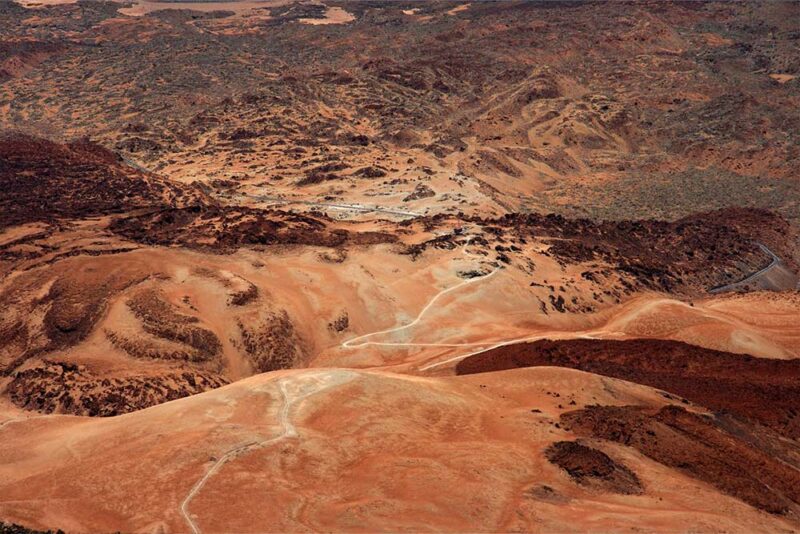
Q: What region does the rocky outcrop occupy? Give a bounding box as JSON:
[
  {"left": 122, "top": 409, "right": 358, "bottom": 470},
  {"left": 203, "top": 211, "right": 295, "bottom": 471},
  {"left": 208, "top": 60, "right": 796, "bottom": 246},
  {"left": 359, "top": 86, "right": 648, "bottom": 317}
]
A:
[
  {"left": 0, "top": 133, "right": 208, "bottom": 230},
  {"left": 7, "top": 360, "right": 228, "bottom": 417},
  {"left": 545, "top": 441, "right": 643, "bottom": 495},
  {"left": 109, "top": 206, "right": 397, "bottom": 252}
]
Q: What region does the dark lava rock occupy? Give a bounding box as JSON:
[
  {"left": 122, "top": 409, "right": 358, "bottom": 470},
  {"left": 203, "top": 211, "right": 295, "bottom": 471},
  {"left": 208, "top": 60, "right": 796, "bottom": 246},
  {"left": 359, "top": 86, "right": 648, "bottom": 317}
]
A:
[{"left": 545, "top": 441, "right": 643, "bottom": 495}]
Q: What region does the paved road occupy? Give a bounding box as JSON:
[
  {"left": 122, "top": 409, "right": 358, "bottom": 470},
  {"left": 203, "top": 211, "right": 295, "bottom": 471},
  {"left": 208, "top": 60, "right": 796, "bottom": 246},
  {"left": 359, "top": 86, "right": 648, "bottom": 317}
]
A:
[{"left": 709, "top": 243, "right": 781, "bottom": 294}]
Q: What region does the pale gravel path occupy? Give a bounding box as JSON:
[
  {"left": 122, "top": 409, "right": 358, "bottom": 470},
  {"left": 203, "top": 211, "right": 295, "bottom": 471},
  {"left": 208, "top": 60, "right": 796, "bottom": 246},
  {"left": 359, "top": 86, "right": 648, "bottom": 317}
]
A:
[
  {"left": 342, "top": 242, "right": 501, "bottom": 352},
  {"left": 340, "top": 240, "right": 625, "bottom": 371},
  {"left": 180, "top": 370, "right": 357, "bottom": 534}
]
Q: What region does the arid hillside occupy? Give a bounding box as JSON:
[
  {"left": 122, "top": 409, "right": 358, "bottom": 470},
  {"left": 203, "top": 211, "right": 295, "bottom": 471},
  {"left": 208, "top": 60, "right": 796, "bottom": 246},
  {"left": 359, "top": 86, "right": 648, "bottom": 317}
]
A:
[
  {"left": 1, "top": 1, "right": 799, "bottom": 533},
  {"left": 4, "top": 367, "right": 800, "bottom": 533}
]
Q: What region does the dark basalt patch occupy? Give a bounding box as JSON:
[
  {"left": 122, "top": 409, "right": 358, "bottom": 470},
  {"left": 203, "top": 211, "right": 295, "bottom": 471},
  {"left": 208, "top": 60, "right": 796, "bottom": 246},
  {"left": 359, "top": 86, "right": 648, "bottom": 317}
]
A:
[
  {"left": 1, "top": 267, "right": 151, "bottom": 375},
  {"left": 545, "top": 440, "right": 643, "bottom": 495},
  {"left": 482, "top": 208, "right": 797, "bottom": 294},
  {"left": 237, "top": 311, "right": 306, "bottom": 373},
  {"left": 403, "top": 183, "right": 435, "bottom": 202},
  {"left": 354, "top": 166, "right": 387, "bottom": 179},
  {"left": 0, "top": 133, "right": 206, "bottom": 230},
  {"left": 405, "top": 208, "right": 797, "bottom": 295},
  {"left": 456, "top": 338, "right": 800, "bottom": 440},
  {"left": 109, "top": 205, "right": 396, "bottom": 252},
  {"left": 0, "top": 522, "right": 64, "bottom": 534},
  {"left": 561, "top": 405, "right": 800, "bottom": 517},
  {"left": 0, "top": 40, "right": 67, "bottom": 84},
  {"left": 7, "top": 360, "right": 228, "bottom": 417},
  {"left": 229, "top": 283, "right": 259, "bottom": 306},
  {"left": 124, "top": 288, "right": 222, "bottom": 362}
]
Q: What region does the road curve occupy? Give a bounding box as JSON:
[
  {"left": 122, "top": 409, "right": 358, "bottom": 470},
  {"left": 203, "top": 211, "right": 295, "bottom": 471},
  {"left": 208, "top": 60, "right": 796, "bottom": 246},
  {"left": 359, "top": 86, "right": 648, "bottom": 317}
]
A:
[
  {"left": 178, "top": 382, "right": 294, "bottom": 534},
  {"left": 0, "top": 415, "right": 44, "bottom": 431},
  {"left": 342, "top": 242, "right": 500, "bottom": 351},
  {"left": 0, "top": 419, "right": 21, "bottom": 431},
  {"left": 423, "top": 243, "right": 791, "bottom": 370},
  {"left": 709, "top": 243, "right": 782, "bottom": 294},
  {"left": 342, "top": 268, "right": 501, "bottom": 350}
]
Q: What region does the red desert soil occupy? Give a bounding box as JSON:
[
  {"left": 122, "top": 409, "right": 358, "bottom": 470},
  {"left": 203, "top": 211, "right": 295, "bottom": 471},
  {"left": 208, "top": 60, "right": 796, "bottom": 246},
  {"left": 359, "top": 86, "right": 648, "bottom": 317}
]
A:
[
  {"left": 1, "top": 367, "right": 798, "bottom": 533},
  {"left": 455, "top": 338, "right": 800, "bottom": 439},
  {"left": 1, "top": 0, "right": 800, "bottom": 529}
]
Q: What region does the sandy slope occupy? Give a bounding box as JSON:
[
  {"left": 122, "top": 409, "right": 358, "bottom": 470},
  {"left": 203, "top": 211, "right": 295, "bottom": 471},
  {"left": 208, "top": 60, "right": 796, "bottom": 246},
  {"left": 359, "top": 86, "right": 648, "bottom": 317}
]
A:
[
  {"left": 2, "top": 223, "right": 799, "bottom": 532},
  {"left": 2, "top": 366, "right": 795, "bottom": 533}
]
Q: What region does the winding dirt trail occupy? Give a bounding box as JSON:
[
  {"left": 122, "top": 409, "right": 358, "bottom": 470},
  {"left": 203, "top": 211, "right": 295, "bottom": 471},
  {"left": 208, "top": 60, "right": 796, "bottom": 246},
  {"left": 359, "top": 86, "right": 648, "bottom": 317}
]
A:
[
  {"left": 0, "top": 419, "right": 21, "bottom": 431},
  {"left": 342, "top": 242, "right": 501, "bottom": 351},
  {"left": 0, "top": 415, "right": 44, "bottom": 431},
  {"left": 342, "top": 269, "right": 501, "bottom": 350},
  {"left": 339, "top": 241, "right": 626, "bottom": 371},
  {"left": 338, "top": 236, "right": 644, "bottom": 371},
  {"left": 180, "top": 370, "right": 357, "bottom": 534}
]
